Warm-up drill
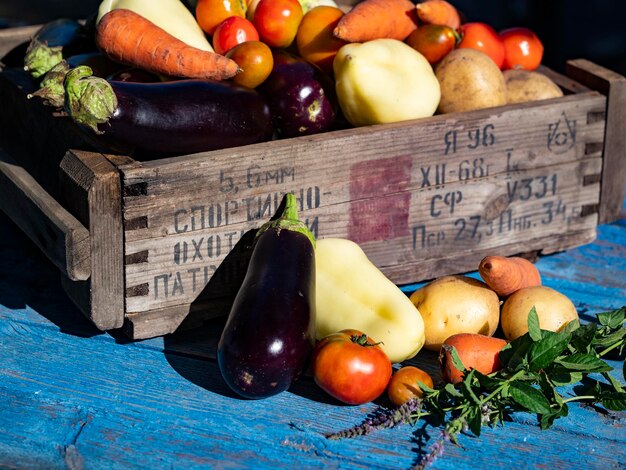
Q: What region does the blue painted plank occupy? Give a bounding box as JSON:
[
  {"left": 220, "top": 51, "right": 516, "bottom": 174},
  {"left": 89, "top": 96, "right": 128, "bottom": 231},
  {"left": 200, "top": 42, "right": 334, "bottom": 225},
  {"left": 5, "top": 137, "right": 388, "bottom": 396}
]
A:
[
  {"left": 0, "top": 205, "right": 625, "bottom": 469},
  {"left": 1, "top": 322, "right": 625, "bottom": 469}
]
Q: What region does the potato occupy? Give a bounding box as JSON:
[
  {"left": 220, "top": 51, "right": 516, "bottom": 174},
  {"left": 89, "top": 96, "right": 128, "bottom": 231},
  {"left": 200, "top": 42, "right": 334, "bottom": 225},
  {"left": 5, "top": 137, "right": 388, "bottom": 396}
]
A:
[
  {"left": 434, "top": 48, "right": 507, "bottom": 114},
  {"left": 409, "top": 275, "right": 500, "bottom": 351},
  {"left": 504, "top": 69, "right": 564, "bottom": 104},
  {"left": 501, "top": 286, "right": 579, "bottom": 341}
]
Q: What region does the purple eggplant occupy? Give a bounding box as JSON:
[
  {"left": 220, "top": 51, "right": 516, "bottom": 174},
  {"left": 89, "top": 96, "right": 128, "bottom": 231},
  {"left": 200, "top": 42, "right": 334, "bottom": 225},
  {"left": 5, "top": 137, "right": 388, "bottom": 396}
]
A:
[
  {"left": 107, "top": 68, "right": 161, "bottom": 84},
  {"left": 67, "top": 53, "right": 126, "bottom": 79},
  {"left": 63, "top": 66, "right": 273, "bottom": 158},
  {"left": 24, "top": 18, "right": 96, "bottom": 78},
  {"left": 218, "top": 193, "right": 316, "bottom": 399},
  {"left": 258, "top": 53, "right": 337, "bottom": 138}
]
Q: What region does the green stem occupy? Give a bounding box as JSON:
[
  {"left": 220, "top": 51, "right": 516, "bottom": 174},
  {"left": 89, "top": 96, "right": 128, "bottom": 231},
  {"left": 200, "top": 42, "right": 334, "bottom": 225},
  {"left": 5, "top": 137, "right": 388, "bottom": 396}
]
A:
[
  {"left": 254, "top": 193, "right": 316, "bottom": 248},
  {"left": 27, "top": 60, "right": 70, "bottom": 108},
  {"left": 64, "top": 66, "right": 118, "bottom": 134},
  {"left": 481, "top": 370, "right": 526, "bottom": 405},
  {"left": 23, "top": 39, "right": 63, "bottom": 78},
  {"left": 597, "top": 338, "right": 625, "bottom": 357},
  {"left": 562, "top": 395, "right": 597, "bottom": 404}
]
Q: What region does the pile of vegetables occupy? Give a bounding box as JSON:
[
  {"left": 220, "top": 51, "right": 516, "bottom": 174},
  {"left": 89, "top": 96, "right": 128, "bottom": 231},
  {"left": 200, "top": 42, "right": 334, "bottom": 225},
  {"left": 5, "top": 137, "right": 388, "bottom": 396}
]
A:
[
  {"left": 20, "top": 0, "right": 565, "bottom": 158},
  {"left": 216, "top": 194, "right": 624, "bottom": 469}
]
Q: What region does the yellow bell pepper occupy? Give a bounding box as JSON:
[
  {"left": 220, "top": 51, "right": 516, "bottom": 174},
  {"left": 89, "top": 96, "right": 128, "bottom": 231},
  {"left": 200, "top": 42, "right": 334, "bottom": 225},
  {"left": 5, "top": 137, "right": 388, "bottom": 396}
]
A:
[
  {"left": 333, "top": 38, "right": 440, "bottom": 127},
  {"left": 97, "top": 0, "right": 214, "bottom": 52},
  {"left": 315, "top": 238, "right": 425, "bottom": 363}
]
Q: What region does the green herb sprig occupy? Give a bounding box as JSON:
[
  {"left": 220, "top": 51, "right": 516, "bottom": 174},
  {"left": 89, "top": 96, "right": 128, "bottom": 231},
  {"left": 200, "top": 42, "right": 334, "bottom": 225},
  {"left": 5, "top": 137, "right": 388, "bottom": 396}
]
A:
[{"left": 325, "top": 306, "right": 626, "bottom": 468}]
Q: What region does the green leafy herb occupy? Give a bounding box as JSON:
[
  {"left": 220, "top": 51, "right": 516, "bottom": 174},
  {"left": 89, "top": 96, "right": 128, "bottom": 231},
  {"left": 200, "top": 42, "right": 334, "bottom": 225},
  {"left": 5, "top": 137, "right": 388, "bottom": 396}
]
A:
[
  {"left": 324, "top": 306, "right": 626, "bottom": 468},
  {"left": 527, "top": 307, "right": 542, "bottom": 341}
]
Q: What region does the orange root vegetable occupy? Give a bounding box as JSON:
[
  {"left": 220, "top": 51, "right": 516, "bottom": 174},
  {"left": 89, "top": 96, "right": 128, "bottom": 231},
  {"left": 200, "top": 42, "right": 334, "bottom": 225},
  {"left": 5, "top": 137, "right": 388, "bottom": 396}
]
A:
[
  {"left": 439, "top": 333, "right": 507, "bottom": 384},
  {"left": 416, "top": 0, "right": 461, "bottom": 30},
  {"left": 96, "top": 9, "right": 239, "bottom": 80},
  {"left": 479, "top": 255, "right": 542, "bottom": 297},
  {"left": 333, "top": 0, "right": 418, "bottom": 43}
]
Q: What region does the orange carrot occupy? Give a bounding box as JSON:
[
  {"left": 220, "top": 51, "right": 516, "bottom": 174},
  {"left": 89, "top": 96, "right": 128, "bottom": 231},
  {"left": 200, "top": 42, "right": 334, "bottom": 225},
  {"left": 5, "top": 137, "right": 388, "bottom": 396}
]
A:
[
  {"left": 479, "top": 255, "right": 542, "bottom": 297},
  {"left": 439, "top": 333, "right": 507, "bottom": 384},
  {"left": 333, "top": 0, "right": 418, "bottom": 43},
  {"left": 96, "top": 9, "right": 239, "bottom": 80},
  {"left": 416, "top": 0, "right": 461, "bottom": 30}
]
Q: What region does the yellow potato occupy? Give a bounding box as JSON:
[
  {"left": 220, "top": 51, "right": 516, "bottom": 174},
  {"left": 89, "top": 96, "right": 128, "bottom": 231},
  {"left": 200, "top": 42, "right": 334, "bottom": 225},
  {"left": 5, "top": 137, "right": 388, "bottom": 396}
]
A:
[
  {"left": 501, "top": 286, "right": 579, "bottom": 341},
  {"left": 435, "top": 48, "right": 507, "bottom": 114},
  {"left": 409, "top": 275, "right": 500, "bottom": 351},
  {"left": 504, "top": 69, "right": 564, "bottom": 104}
]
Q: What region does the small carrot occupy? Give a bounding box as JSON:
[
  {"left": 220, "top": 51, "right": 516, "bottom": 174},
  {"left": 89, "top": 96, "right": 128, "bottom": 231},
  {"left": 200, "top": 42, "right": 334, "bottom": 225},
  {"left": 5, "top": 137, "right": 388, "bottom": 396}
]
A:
[
  {"left": 333, "top": 0, "right": 418, "bottom": 43},
  {"left": 439, "top": 333, "right": 507, "bottom": 384},
  {"left": 416, "top": 0, "right": 461, "bottom": 30},
  {"left": 95, "top": 9, "right": 239, "bottom": 80},
  {"left": 479, "top": 255, "right": 542, "bottom": 297}
]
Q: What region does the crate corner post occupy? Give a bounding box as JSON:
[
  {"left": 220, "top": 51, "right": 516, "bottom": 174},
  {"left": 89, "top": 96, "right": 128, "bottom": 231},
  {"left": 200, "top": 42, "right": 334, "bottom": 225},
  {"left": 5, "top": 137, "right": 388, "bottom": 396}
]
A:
[
  {"left": 59, "top": 149, "right": 125, "bottom": 331},
  {"left": 566, "top": 59, "right": 626, "bottom": 224}
]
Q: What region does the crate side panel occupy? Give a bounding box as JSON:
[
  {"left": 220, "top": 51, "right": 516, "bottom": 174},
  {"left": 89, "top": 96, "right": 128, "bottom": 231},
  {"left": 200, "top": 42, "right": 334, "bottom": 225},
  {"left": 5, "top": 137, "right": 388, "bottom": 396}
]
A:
[
  {"left": 121, "top": 94, "right": 605, "bottom": 314},
  {"left": 121, "top": 94, "right": 606, "bottom": 234}
]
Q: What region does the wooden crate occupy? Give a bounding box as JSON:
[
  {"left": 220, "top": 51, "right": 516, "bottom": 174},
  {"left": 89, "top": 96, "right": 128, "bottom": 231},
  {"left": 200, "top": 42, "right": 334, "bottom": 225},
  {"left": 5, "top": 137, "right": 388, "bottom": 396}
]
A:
[{"left": 1, "top": 25, "right": 625, "bottom": 339}]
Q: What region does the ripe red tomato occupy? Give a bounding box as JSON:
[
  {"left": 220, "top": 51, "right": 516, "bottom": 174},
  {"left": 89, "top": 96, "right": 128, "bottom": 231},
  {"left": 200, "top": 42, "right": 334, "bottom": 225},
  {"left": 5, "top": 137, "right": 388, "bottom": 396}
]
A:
[
  {"left": 226, "top": 41, "right": 273, "bottom": 88},
  {"left": 253, "top": 0, "right": 303, "bottom": 48},
  {"left": 387, "top": 366, "right": 434, "bottom": 407},
  {"left": 457, "top": 22, "right": 505, "bottom": 69},
  {"left": 312, "top": 329, "right": 392, "bottom": 405},
  {"left": 500, "top": 27, "right": 544, "bottom": 71},
  {"left": 213, "top": 17, "right": 260, "bottom": 55},
  {"left": 405, "top": 24, "right": 458, "bottom": 65},
  {"left": 196, "top": 0, "right": 247, "bottom": 35}
]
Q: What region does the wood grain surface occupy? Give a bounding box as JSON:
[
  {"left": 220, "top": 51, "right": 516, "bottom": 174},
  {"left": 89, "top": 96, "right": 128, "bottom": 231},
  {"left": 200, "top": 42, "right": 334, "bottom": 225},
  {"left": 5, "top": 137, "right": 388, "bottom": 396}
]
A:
[{"left": 0, "top": 202, "right": 624, "bottom": 469}]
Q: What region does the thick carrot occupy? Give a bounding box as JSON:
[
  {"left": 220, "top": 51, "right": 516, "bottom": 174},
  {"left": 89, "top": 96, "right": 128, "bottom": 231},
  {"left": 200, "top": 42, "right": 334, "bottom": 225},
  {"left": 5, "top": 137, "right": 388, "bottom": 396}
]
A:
[
  {"left": 333, "top": 0, "right": 418, "bottom": 43},
  {"left": 479, "top": 255, "right": 542, "bottom": 297},
  {"left": 96, "top": 9, "right": 239, "bottom": 80},
  {"left": 439, "top": 333, "right": 507, "bottom": 384},
  {"left": 416, "top": 0, "right": 461, "bottom": 30}
]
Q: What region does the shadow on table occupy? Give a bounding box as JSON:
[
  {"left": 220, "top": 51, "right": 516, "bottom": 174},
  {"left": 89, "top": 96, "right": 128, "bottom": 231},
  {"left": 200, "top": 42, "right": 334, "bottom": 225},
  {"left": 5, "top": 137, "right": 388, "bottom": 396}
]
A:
[
  {"left": 162, "top": 229, "right": 254, "bottom": 399},
  {"left": 161, "top": 237, "right": 354, "bottom": 404},
  {"left": 0, "top": 212, "right": 102, "bottom": 338}
]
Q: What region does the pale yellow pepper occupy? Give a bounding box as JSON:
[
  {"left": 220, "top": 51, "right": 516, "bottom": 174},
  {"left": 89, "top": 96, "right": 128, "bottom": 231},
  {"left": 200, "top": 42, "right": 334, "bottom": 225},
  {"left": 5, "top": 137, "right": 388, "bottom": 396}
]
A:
[
  {"left": 333, "top": 38, "right": 440, "bottom": 127},
  {"left": 315, "top": 238, "right": 425, "bottom": 363}
]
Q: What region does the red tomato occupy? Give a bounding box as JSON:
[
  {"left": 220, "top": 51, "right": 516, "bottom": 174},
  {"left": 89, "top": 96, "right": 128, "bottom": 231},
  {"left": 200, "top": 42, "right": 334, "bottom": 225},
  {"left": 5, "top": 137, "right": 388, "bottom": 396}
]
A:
[
  {"left": 405, "top": 24, "right": 458, "bottom": 65},
  {"left": 213, "top": 17, "right": 260, "bottom": 55},
  {"left": 196, "top": 0, "right": 247, "bottom": 35},
  {"left": 253, "top": 0, "right": 303, "bottom": 48},
  {"left": 226, "top": 40, "right": 273, "bottom": 88},
  {"left": 457, "top": 22, "right": 505, "bottom": 69},
  {"left": 312, "top": 329, "right": 392, "bottom": 405},
  {"left": 296, "top": 6, "right": 346, "bottom": 75},
  {"left": 387, "top": 366, "right": 434, "bottom": 407},
  {"left": 500, "top": 27, "right": 544, "bottom": 71}
]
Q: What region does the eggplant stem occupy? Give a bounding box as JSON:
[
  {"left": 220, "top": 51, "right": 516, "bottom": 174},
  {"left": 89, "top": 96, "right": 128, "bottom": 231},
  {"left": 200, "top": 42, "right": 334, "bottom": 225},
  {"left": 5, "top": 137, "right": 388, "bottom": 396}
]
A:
[
  {"left": 255, "top": 193, "right": 316, "bottom": 248},
  {"left": 64, "top": 65, "right": 118, "bottom": 134}
]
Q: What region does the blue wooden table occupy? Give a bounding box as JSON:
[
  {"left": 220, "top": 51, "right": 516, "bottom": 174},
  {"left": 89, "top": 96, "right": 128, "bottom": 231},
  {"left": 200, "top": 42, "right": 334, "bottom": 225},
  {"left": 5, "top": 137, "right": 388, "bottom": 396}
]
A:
[{"left": 1, "top": 201, "right": 625, "bottom": 469}]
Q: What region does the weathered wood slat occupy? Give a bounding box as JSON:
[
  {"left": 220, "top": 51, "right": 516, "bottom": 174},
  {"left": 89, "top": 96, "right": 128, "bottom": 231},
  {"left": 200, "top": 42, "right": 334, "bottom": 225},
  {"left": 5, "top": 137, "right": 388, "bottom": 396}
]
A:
[
  {"left": 58, "top": 150, "right": 125, "bottom": 330},
  {"left": 565, "top": 59, "right": 626, "bottom": 224},
  {"left": 118, "top": 92, "right": 606, "bottom": 320},
  {"left": 0, "top": 148, "right": 90, "bottom": 281}
]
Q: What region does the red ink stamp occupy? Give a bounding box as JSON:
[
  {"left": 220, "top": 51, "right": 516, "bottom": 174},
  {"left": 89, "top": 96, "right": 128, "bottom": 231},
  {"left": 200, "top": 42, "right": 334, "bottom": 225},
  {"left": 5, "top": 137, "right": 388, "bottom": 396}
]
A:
[{"left": 349, "top": 156, "right": 412, "bottom": 244}]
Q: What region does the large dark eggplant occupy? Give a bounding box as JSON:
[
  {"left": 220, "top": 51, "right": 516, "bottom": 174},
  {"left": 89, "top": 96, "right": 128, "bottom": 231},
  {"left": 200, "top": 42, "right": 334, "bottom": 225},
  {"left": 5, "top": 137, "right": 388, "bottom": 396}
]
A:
[
  {"left": 24, "top": 18, "right": 96, "bottom": 78},
  {"left": 64, "top": 66, "right": 273, "bottom": 158},
  {"left": 258, "top": 52, "right": 337, "bottom": 138},
  {"left": 217, "top": 193, "right": 316, "bottom": 399}
]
